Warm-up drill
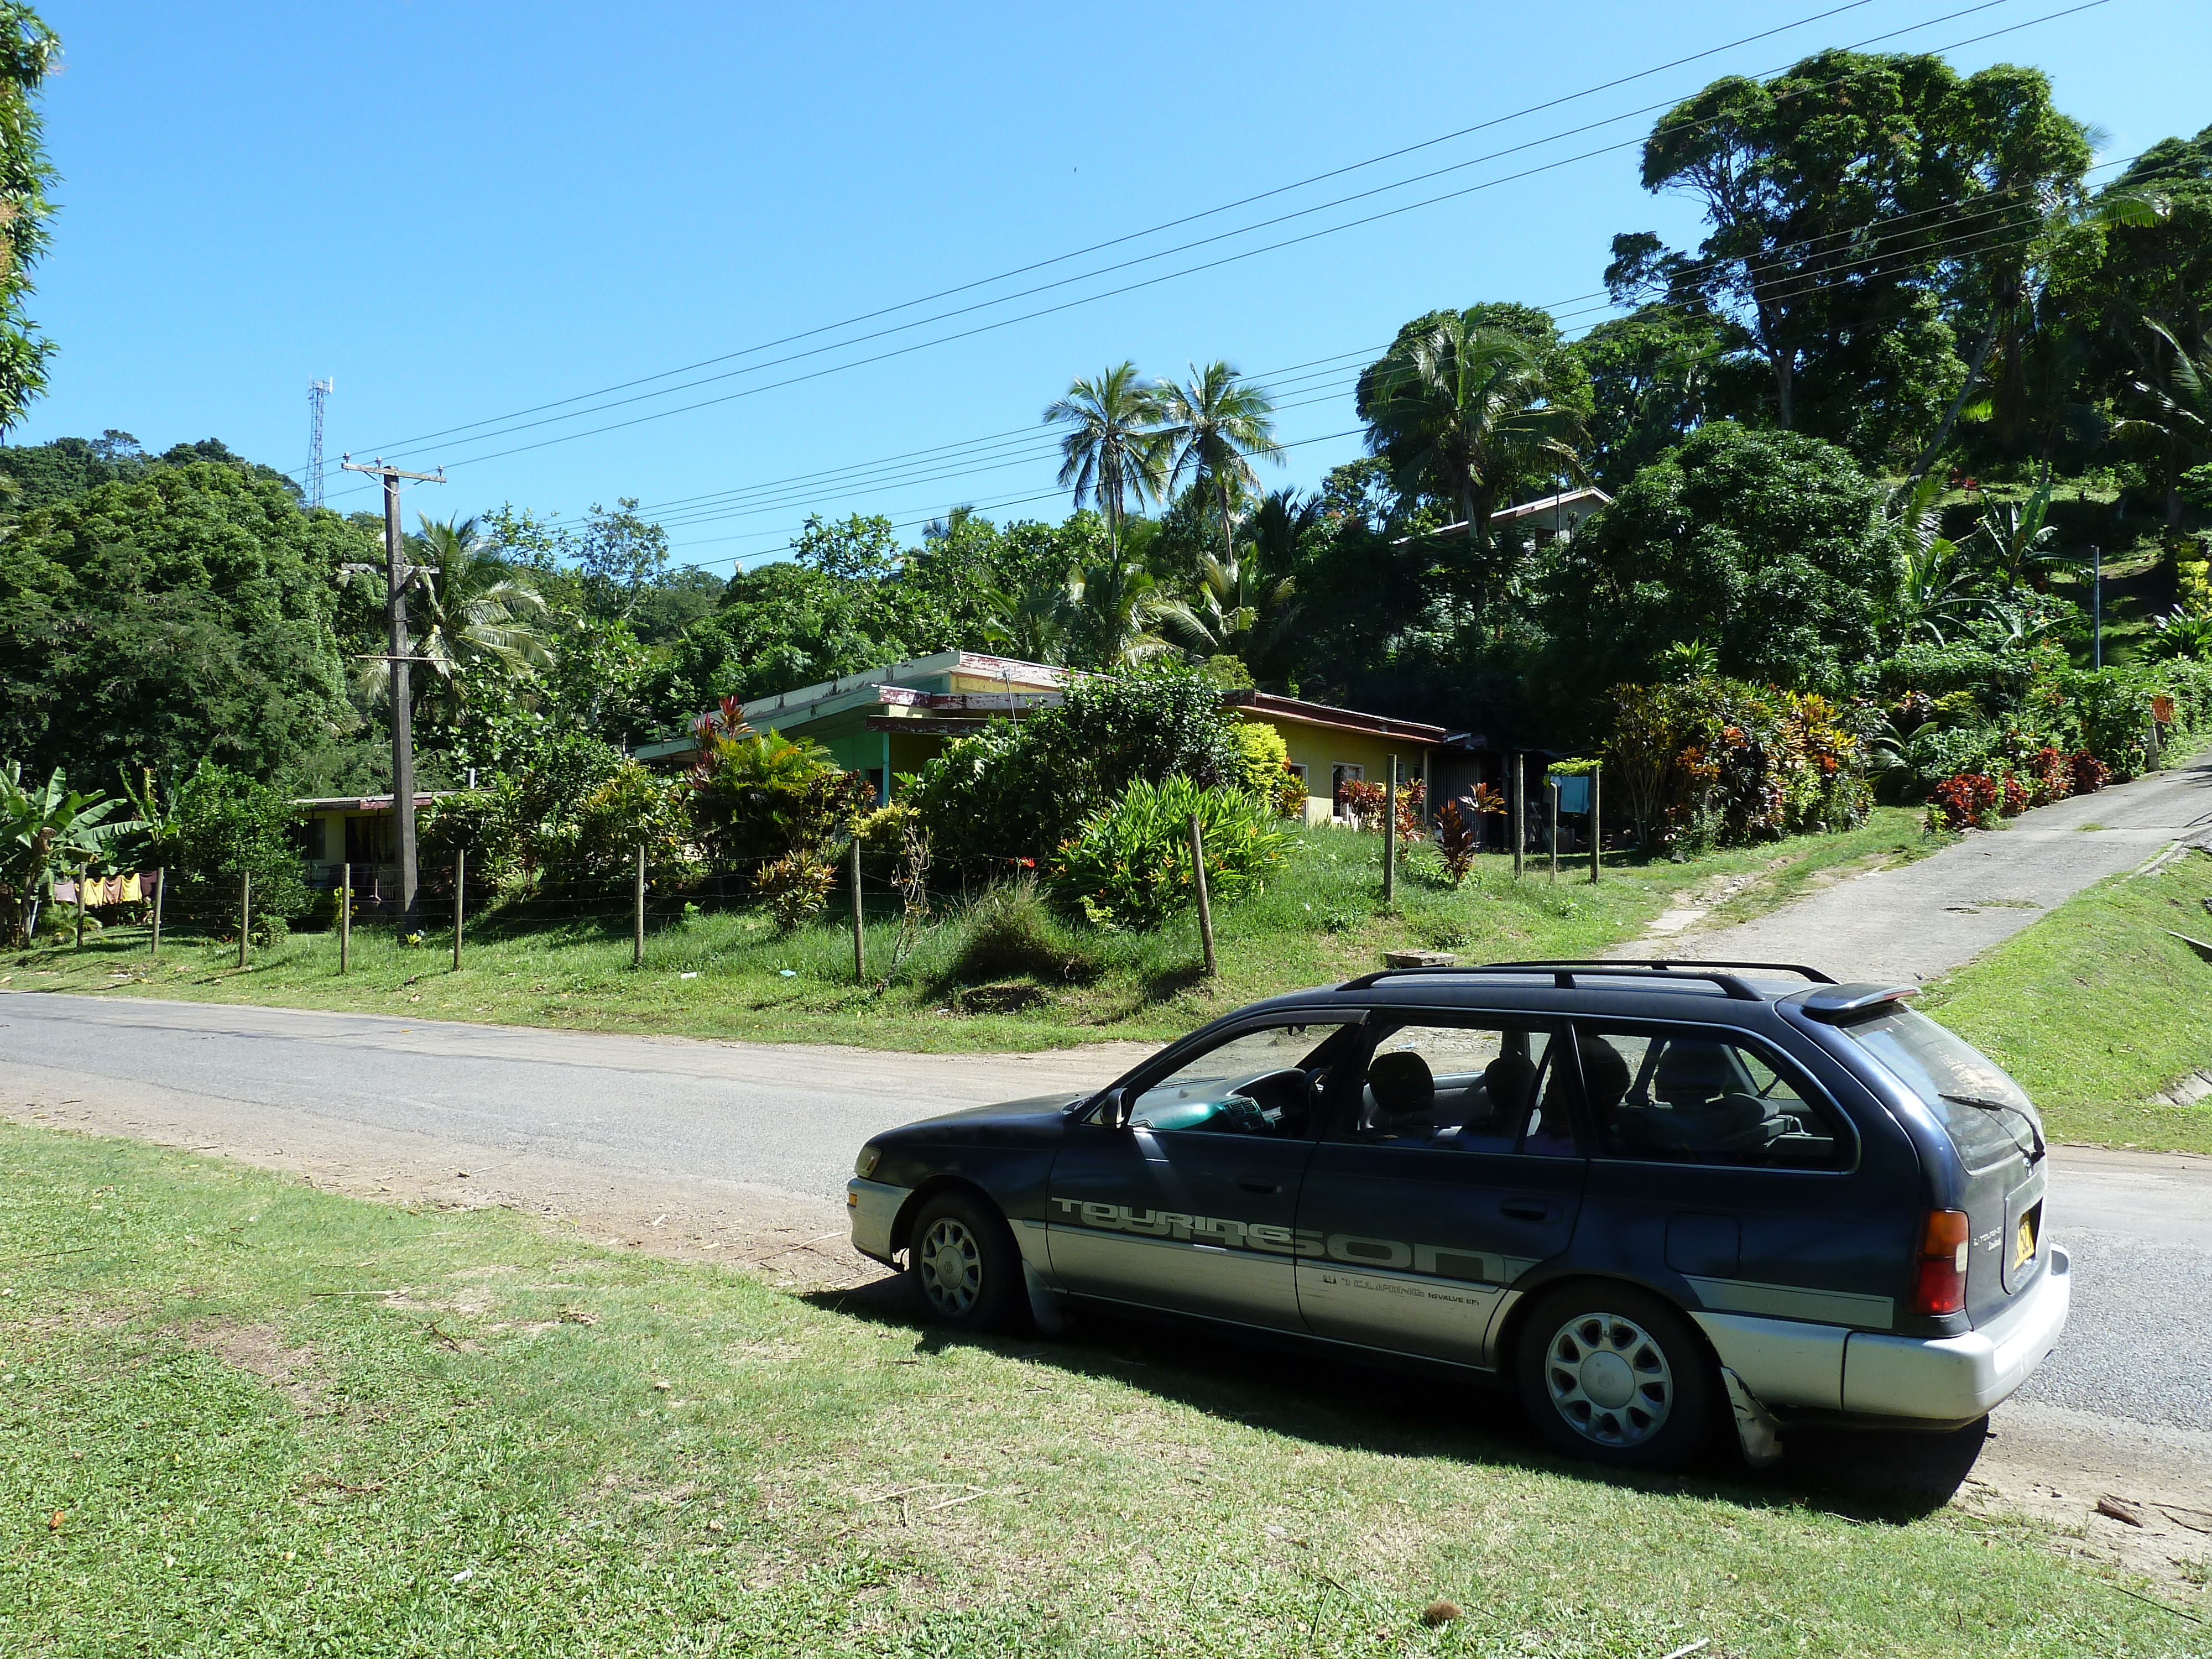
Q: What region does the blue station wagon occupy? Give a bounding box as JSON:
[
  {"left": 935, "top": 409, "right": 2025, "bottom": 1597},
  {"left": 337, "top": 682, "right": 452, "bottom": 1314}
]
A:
[{"left": 847, "top": 962, "right": 2071, "bottom": 1469}]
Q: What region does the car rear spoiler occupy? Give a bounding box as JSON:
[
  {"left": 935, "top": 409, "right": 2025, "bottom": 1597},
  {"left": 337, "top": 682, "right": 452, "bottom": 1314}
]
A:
[{"left": 1795, "top": 983, "right": 1921, "bottom": 1022}]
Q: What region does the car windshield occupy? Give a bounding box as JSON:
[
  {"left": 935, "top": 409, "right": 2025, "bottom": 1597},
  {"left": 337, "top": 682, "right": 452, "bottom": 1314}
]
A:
[{"left": 1837, "top": 1005, "right": 2040, "bottom": 1167}]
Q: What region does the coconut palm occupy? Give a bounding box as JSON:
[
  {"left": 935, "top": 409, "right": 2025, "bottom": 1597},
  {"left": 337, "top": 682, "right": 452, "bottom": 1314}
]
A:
[
  {"left": 1065, "top": 557, "right": 1177, "bottom": 669},
  {"left": 1160, "top": 550, "right": 1296, "bottom": 663},
  {"left": 357, "top": 516, "right": 557, "bottom": 718},
  {"left": 1044, "top": 363, "right": 1169, "bottom": 560},
  {"left": 1360, "top": 319, "right": 1587, "bottom": 551},
  {"left": 0, "top": 763, "right": 142, "bottom": 947},
  {"left": 2113, "top": 318, "right": 2212, "bottom": 531},
  {"left": 1155, "top": 361, "right": 1282, "bottom": 567},
  {"left": 981, "top": 570, "right": 1077, "bottom": 665}
]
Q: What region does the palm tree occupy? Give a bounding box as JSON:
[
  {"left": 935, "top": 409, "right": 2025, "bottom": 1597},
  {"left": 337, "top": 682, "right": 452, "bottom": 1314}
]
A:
[
  {"left": 1360, "top": 320, "right": 1587, "bottom": 552},
  {"left": 358, "top": 516, "right": 557, "bottom": 718},
  {"left": 0, "top": 763, "right": 142, "bottom": 947},
  {"left": 1155, "top": 361, "right": 1282, "bottom": 568},
  {"left": 981, "top": 568, "right": 1077, "bottom": 665},
  {"left": 2114, "top": 319, "right": 2212, "bottom": 533},
  {"left": 1065, "top": 557, "right": 1177, "bottom": 669},
  {"left": 1160, "top": 550, "right": 1296, "bottom": 662},
  {"left": 1044, "top": 363, "right": 1169, "bottom": 560}
]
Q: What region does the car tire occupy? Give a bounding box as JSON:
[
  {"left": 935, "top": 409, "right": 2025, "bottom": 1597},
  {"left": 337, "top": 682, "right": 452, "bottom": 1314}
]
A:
[
  {"left": 1514, "top": 1282, "right": 1717, "bottom": 1472},
  {"left": 907, "top": 1190, "right": 1025, "bottom": 1333}
]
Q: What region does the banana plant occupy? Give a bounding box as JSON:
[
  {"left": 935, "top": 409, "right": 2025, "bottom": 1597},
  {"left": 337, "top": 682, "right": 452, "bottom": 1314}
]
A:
[{"left": 1, "top": 763, "right": 144, "bottom": 948}]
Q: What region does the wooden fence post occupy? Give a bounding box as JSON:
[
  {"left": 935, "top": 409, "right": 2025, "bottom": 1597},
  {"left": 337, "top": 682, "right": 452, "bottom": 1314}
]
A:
[
  {"left": 338, "top": 863, "right": 351, "bottom": 974},
  {"left": 238, "top": 871, "right": 251, "bottom": 967},
  {"left": 633, "top": 845, "right": 645, "bottom": 969},
  {"left": 452, "top": 848, "right": 465, "bottom": 969},
  {"left": 1383, "top": 755, "right": 1397, "bottom": 906},
  {"left": 74, "top": 866, "right": 86, "bottom": 949},
  {"left": 150, "top": 867, "right": 164, "bottom": 958},
  {"left": 1511, "top": 755, "right": 1525, "bottom": 880},
  {"left": 1589, "top": 765, "right": 1603, "bottom": 885},
  {"left": 1188, "top": 812, "right": 1217, "bottom": 978},
  {"left": 849, "top": 837, "right": 865, "bottom": 984}
]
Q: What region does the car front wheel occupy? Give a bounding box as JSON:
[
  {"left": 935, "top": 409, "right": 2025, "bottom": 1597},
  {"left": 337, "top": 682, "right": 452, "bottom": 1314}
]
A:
[
  {"left": 907, "top": 1191, "right": 1024, "bottom": 1332},
  {"left": 1515, "top": 1282, "right": 1715, "bottom": 1470}
]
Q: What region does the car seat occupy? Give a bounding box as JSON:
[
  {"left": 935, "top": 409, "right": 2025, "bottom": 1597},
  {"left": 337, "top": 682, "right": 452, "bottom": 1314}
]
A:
[
  {"left": 1463, "top": 1051, "right": 1538, "bottom": 1134},
  {"left": 1643, "top": 1040, "right": 1771, "bottom": 1154},
  {"left": 1362, "top": 1048, "right": 1436, "bottom": 1137}
]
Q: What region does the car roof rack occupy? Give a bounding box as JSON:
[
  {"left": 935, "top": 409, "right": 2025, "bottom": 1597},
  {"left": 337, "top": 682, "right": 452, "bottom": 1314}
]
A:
[
  {"left": 1338, "top": 961, "right": 1811, "bottom": 1001},
  {"left": 1509, "top": 958, "right": 1838, "bottom": 984}
]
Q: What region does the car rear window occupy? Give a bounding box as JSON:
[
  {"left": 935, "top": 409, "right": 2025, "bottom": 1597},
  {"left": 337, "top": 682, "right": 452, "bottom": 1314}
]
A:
[{"left": 1836, "top": 1006, "right": 2040, "bottom": 1167}]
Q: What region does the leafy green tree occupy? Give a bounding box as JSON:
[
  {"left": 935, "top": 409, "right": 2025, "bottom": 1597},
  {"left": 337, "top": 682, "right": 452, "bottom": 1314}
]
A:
[
  {"left": 166, "top": 761, "right": 311, "bottom": 925},
  {"left": 1550, "top": 422, "right": 1906, "bottom": 691},
  {"left": 1064, "top": 556, "right": 1178, "bottom": 669},
  {"left": 0, "top": 461, "right": 367, "bottom": 790},
  {"left": 1045, "top": 363, "right": 1169, "bottom": 560},
  {"left": 0, "top": 760, "right": 139, "bottom": 947},
  {"left": 577, "top": 497, "right": 672, "bottom": 621},
  {"left": 1155, "top": 361, "right": 1282, "bottom": 568},
  {"left": 0, "top": 431, "right": 148, "bottom": 515},
  {"left": 1577, "top": 307, "right": 1725, "bottom": 490},
  {"left": 0, "top": 5, "right": 60, "bottom": 435},
  {"left": 1617, "top": 51, "right": 2089, "bottom": 466}
]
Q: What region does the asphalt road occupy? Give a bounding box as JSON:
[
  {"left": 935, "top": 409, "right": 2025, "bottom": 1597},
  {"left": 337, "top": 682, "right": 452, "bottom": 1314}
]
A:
[
  {"left": 1, "top": 991, "right": 2204, "bottom": 1442},
  {"left": 1642, "top": 752, "right": 2212, "bottom": 983}
]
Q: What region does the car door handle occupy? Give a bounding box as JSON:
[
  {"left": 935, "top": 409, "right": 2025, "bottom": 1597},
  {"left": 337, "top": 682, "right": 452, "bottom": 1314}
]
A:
[
  {"left": 1237, "top": 1178, "right": 1282, "bottom": 1194},
  {"left": 1501, "top": 1199, "right": 1559, "bottom": 1222}
]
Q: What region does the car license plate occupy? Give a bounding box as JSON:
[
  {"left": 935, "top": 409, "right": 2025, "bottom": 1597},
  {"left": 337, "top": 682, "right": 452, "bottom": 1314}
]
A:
[{"left": 2012, "top": 1211, "right": 2038, "bottom": 1270}]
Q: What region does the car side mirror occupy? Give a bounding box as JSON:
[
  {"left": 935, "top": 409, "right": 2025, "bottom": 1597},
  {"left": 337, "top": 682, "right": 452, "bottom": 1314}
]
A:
[{"left": 1097, "top": 1087, "right": 1130, "bottom": 1129}]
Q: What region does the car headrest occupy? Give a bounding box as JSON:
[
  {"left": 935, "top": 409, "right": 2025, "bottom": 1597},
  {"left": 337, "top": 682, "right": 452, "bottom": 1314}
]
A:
[
  {"left": 1483, "top": 1052, "right": 1539, "bottom": 1115},
  {"left": 1575, "top": 1036, "right": 1633, "bottom": 1113},
  {"left": 1652, "top": 1041, "right": 1740, "bottom": 1103},
  {"left": 1367, "top": 1049, "right": 1435, "bottom": 1117}
]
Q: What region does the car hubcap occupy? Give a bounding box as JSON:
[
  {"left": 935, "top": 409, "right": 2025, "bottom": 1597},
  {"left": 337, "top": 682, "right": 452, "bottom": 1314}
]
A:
[
  {"left": 919, "top": 1217, "right": 982, "bottom": 1316},
  {"left": 1543, "top": 1311, "right": 1673, "bottom": 1447}
]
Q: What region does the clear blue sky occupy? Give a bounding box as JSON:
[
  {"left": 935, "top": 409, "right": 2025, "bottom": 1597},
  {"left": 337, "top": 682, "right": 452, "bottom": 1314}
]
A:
[{"left": 18, "top": 0, "right": 2211, "bottom": 572}]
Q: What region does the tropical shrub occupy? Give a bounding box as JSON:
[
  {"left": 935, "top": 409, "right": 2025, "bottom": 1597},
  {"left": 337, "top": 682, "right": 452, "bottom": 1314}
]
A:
[
  {"left": 1605, "top": 677, "right": 1871, "bottom": 851},
  {"left": 947, "top": 876, "right": 1095, "bottom": 983},
  {"left": 1929, "top": 772, "right": 1999, "bottom": 831},
  {"left": 1230, "top": 720, "right": 1290, "bottom": 792},
  {"left": 165, "top": 761, "right": 311, "bottom": 923},
  {"left": 1051, "top": 776, "right": 1288, "bottom": 930},
  {"left": 568, "top": 762, "right": 694, "bottom": 883},
  {"left": 2027, "top": 746, "right": 2074, "bottom": 806},
  {"left": 2069, "top": 749, "right": 2110, "bottom": 794},
  {"left": 1434, "top": 799, "right": 1479, "bottom": 885},
  {"left": 691, "top": 724, "right": 869, "bottom": 875},
  {"left": 755, "top": 851, "right": 836, "bottom": 933},
  {"left": 1337, "top": 779, "right": 1385, "bottom": 831},
  {"left": 1, "top": 761, "right": 143, "bottom": 948},
  {"left": 1999, "top": 773, "right": 2031, "bottom": 817},
  {"left": 915, "top": 664, "right": 1240, "bottom": 876}
]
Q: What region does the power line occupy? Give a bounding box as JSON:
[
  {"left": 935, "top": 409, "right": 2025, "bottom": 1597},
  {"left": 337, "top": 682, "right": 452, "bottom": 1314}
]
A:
[
  {"left": 304, "top": 0, "right": 2096, "bottom": 503},
  {"left": 330, "top": 0, "right": 1895, "bottom": 463}
]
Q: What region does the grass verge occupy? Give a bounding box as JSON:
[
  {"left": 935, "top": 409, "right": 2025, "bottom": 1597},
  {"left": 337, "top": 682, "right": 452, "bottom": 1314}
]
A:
[
  {"left": 6, "top": 1121, "right": 2200, "bottom": 1656},
  {"left": 1923, "top": 848, "right": 2212, "bottom": 1155},
  {"left": 3, "top": 811, "right": 1931, "bottom": 1053}
]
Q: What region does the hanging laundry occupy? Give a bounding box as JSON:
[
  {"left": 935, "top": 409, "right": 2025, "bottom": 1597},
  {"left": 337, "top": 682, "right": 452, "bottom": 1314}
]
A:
[
  {"left": 51, "top": 879, "right": 76, "bottom": 905},
  {"left": 119, "top": 873, "right": 142, "bottom": 904}
]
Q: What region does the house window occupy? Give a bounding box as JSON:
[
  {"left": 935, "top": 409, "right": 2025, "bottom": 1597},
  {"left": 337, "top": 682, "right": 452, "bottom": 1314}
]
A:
[
  {"left": 1331, "top": 763, "right": 1363, "bottom": 820},
  {"left": 863, "top": 767, "right": 886, "bottom": 805},
  {"left": 1285, "top": 762, "right": 1308, "bottom": 790}
]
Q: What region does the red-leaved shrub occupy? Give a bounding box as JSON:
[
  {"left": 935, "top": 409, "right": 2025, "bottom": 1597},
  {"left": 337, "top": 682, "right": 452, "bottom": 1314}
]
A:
[
  {"left": 1999, "top": 773, "right": 2031, "bottom": 817},
  {"left": 1929, "top": 771, "right": 2000, "bottom": 830},
  {"left": 2069, "top": 749, "right": 2110, "bottom": 794},
  {"left": 2028, "top": 746, "right": 2073, "bottom": 805}
]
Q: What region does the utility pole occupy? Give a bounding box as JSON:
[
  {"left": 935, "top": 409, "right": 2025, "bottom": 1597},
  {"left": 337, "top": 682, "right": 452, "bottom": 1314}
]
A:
[{"left": 341, "top": 456, "right": 445, "bottom": 936}]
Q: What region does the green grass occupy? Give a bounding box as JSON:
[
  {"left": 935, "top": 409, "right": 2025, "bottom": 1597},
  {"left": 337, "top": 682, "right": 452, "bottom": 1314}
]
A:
[
  {"left": 4, "top": 1121, "right": 2200, "bottom": 1657},
  {"left": 6, "top": 812, "right": 1931, "bottom": 1053},
  {"left": 1924, "top": 849, "right": 2212, "bottom": 1155}
]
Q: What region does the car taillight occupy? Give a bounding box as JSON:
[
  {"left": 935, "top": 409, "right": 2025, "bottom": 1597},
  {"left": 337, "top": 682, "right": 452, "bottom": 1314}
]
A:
[{"left": 1912, "top": 1208, "right": 1970, "bottom": 1316}]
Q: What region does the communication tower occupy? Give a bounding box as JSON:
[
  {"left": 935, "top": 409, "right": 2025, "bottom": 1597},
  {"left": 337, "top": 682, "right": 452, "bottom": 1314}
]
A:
[{"left": 307, "top": 378, "right": 333, "bottom": 508}]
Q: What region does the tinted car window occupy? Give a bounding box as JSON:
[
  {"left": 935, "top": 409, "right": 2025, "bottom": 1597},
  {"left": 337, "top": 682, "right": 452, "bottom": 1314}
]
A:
[
  {"left": 1836, "top": 1006, "right": 2040, "bottom": 1168},
  {"left": 1577, "top": 1027, "right": 1844, "bottom": 1167},
  {"left": 1334, "top": 1022, "right": 1577, "bottom": 1155},
  {"left": 1128, "top": 1022, "right": 1353, "bottom": 1137}
]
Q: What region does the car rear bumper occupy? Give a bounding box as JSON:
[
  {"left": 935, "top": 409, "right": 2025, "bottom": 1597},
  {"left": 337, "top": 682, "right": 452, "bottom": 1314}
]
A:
[
  {"left": 1839, "top": 1245, "right": 2072, "bottom": 1421},
  {"left": 847, "top": 1178, "right": 908, "bottom": 1266}
]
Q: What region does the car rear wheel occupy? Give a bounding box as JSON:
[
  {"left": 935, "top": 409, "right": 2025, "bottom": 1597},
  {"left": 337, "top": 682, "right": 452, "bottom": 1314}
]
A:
[
  {"left": 907, "top": 1191, "right": 1024, "bottom": 1332},
  {"left": 1515, "top": 1282, "right": 1715, "bottom": 1470}
]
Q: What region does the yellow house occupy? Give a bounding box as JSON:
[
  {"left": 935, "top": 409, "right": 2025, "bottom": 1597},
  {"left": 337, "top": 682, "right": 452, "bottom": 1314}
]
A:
[{"left": 1221, "top": 690, "right": 1447, "bottom": 826}]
